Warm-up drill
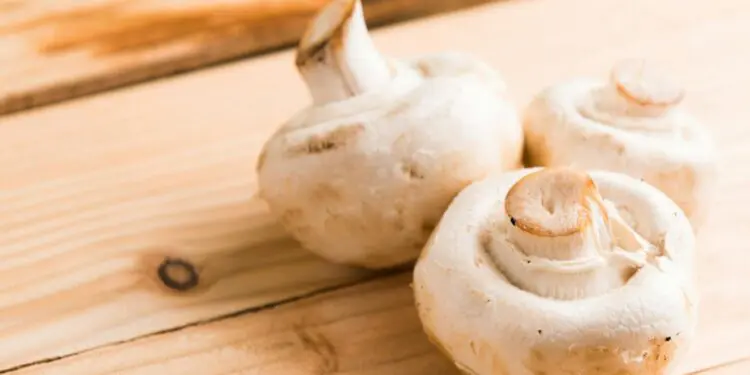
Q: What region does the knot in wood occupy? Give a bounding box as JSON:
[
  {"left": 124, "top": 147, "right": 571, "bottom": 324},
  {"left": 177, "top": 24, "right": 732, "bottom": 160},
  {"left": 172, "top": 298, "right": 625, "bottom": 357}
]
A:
[{"left": 157, "top": 257, "right": 199, "bottom": 291}]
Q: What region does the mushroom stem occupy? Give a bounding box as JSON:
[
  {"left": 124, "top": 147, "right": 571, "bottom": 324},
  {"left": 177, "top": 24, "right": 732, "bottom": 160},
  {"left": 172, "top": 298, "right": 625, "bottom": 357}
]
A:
[
  {"left": 489, "top": 168, "right": 642, "bottom": 300},
  {"left": 586, "top": 59, "right": 685, "bottom": 119},
  {"left": 296, "top": 0, "right": 392, "bottom": 105}
]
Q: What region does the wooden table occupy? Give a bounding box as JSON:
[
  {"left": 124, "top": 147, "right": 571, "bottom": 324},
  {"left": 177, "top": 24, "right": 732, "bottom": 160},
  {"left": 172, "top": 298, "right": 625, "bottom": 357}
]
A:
[{"left": 1, "top": 0, "right": 749, "bottom": 373}]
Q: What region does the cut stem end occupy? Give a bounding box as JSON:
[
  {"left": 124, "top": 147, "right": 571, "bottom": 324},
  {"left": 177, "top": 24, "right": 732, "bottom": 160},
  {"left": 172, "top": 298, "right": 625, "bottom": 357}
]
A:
[
  {"left": 489, "top": 168, "right": 631, "bottom": 300},
  {"left": 504, "top": 168, "right": 610, "bottom": 260},
  {"left": 296, "top": 0, "right": 392, "bottom": 105},
  {"left": 587, "top": 59, "right": 685, "bottom": 119}
]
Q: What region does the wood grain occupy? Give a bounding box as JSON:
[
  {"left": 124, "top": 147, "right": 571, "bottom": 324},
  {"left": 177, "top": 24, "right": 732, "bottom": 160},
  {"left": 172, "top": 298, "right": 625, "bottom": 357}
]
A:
[
  {"left": 9, "top": 274, "right": 459, "bottom": 375},
  {"left": 10, "top": 273, "right": 750, "bottom": 375},
  {"left": 0, "top": 0, "right": 497, "bottom": 117},
  {"left": 1, "top": 0, "right": 750, "bottom": 373},
  {"left": 0, "top": 48, "right": 378, "bottom": 369},
  {"left": 688, "top": 358, "right": 750, "bottom": 375}
]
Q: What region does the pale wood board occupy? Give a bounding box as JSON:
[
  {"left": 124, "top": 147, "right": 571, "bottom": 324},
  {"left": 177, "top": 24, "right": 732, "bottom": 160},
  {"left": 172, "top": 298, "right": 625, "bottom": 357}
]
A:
[
  {"left": 1, "top": 0, "right": 750, "bottom": 373},
  {"left": 8, "top": 274, "right": 750, "bottom": 375},
  {"left": 0, "top": 0, "right": 496, "bottom": 117},
  {"left": 689, "top": 359, "right": 750, "bottom": 375},
  {"left": 9, "top": 274, "right": 459, "bottom": 375}
]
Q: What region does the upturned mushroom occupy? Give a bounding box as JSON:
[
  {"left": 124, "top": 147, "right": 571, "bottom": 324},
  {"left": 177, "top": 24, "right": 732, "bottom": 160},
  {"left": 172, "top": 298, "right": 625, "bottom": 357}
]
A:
[
  {"left": 256, "top": 0, "right": 523, "bottom": 268},
  {"left": 413, "top": 167, "right": 697, "bottom": 375},
  {"left": 523, "top": 59, "right": 718, "bottom": 229}
]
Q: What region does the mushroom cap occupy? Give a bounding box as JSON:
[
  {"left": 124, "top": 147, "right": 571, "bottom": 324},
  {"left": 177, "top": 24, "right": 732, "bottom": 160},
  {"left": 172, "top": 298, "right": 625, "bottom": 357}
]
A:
[
  {"left": 257, "top": 53, "right": 523, "bottom": 268},
  {"left": 523, "top": 60, "right": 718, "bottom": 229},
  {"left": 413, "top": 167, "right": 697, "bottom": 375}
]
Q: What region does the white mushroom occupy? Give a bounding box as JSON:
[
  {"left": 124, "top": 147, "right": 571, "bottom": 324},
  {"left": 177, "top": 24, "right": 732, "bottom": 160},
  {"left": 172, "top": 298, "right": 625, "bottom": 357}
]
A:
[
  {"left": 256, "top": 0, "right": 523, "bottom": 269},
  {"left": 523, "top": 59, "right": 718, "bottom": 229},
  {"left": 413, "top": 167, "right": 697, "bottom": 375}
]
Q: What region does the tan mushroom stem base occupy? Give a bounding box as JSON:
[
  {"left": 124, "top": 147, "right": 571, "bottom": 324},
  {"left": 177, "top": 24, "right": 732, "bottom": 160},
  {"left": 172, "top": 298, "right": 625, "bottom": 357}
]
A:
[
  {"left": 296, "top": 0, "right": 392, "bottom": 105},
  {"left": 486, "top": 168, "right": 649, "bottom": 300},
  {"left": 581, "top": 59, "right": 685, "bottom": 126}
]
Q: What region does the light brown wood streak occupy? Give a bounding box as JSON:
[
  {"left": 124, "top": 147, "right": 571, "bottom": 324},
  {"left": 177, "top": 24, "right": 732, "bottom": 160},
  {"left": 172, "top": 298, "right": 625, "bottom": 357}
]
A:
[
  {"left": 688, "top": 356, "right": 750, "bottom": 375},
  {"left": 11, "top": 274, "right": 750, "bottom": 374},
  {"left": 0, "top": 0, "right": 498, "bottom": 116},
  {"left": 0, "top": 106, "right": 376, "bottom": 369},
  {"left": 0, "top": 0, "right": 749, "bottom": 373},
  {"left": 9, "top": 274, "right": 460, "bottom": 375}
]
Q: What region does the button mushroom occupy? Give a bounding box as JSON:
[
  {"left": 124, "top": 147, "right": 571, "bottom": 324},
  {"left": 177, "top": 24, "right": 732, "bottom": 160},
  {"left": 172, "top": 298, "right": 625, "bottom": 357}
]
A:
[
  {"left": 523, "top": 59, "right": 718, "bottom": 229},
  {"left": 257, "top": 0, "right": 524, "bottom": 268},
  {"left": 413, "top": 167, "right": 697, "bottom": 375}
]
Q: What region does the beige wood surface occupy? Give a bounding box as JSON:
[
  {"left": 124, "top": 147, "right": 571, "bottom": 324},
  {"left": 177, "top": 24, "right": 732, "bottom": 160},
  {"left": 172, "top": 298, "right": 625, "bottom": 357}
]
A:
[
  {"left": 0, "top": 0, "right": 496, "bottom": 117},
  {"left": 9, "top": 274, "right": 750, "bottom": 375},
  {"left": 690, "top": 359, "right": 750, "bottom": 375},
  {"left": 10, "top": 274, "right": 458, "bottom": 375},
  {"left": 2, "top": 0, "right": 750, "bottom": 373}
]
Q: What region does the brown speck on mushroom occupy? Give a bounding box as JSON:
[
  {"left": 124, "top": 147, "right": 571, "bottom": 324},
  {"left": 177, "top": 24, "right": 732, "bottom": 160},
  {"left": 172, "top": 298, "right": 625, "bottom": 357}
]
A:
[
  {"left": 654, "top": 234, "right": 668, "bottom": 258},
  {"left": 401, "top": 161, "right": 425, "bottom": 180},
  {"left": 524, "top": 334, "right": 682, "bottom": 375},
  {"left": 287, "top": 123, "right": 364, "bottom": 155},
  {"left": 645, "top": 336, "right": 678, "bottom": 372}
]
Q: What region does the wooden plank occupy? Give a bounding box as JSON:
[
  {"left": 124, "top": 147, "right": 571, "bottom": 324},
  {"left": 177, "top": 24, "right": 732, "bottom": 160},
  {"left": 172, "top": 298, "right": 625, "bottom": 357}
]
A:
[
  {"left": 0, "top": 0, "right": 497, "bottom": 117},
  {"left": 8, "top": 274, "right": 459, "bottom": 375},
  {"left": 688, "top": 358, "right": 750, "bottom": 375},
  {"left": 1, "top": 0, "right": 749, "bottom": 372},
  {"left": 9, "top": 270, "right": 750, "bottom": 375},
  {"left": 0, "top": 29, "right": 380, "bottom": 369}
]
